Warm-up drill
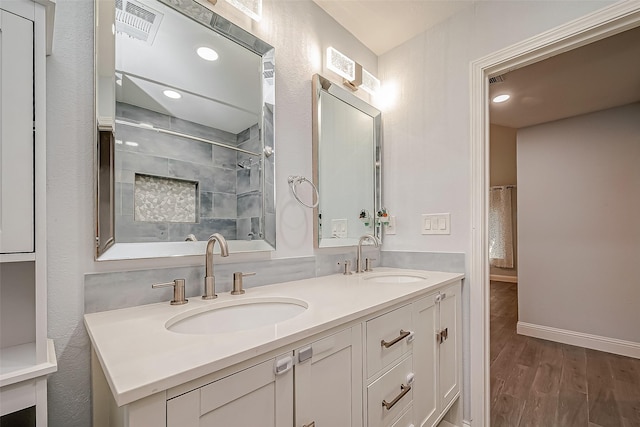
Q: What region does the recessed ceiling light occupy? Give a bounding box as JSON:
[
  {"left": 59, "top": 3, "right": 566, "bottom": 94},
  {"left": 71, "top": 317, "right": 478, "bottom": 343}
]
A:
[
  {"left": 163, "top": 90, "right": 181, "bottom": 99},
  {"left": 493, "top": 94, "right": 510, "bottom": 103},
  {"left": 197, "top": 47, "right": 219, "bottom": 61}
]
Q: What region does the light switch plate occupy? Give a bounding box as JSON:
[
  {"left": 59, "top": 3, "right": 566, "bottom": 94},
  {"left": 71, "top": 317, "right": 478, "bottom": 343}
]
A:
[
  {"left": 385, "top": 216, "right": 397, "bottom": 235},
  {"left": 331, "top": 219, "right": 348, "bottom": 238},
  {"left": 421, "top": 213, "right": 450, "bottom": 235}
]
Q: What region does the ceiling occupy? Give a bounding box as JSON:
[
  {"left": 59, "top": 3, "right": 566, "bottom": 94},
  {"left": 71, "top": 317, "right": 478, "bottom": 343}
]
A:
[
  {"left": 489, "top": 25, "right": 640, "bottom": 129},
  {"left": 312, "top": 0, "right": 473, "bottom": 55}
]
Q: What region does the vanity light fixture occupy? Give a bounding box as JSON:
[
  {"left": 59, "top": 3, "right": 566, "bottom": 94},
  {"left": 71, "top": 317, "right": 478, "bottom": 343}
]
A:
[
  {"left": 327, "top": 47, "right": 356, "bottom": 81},
  {"left": 360, "top": 68, "right": 380, "bottom": 95},
  {"left": 492, "top": 94, "right": 510, "bottom": 103},
  {"left": 125, "top": 141, "right": 139, "bottom": 147},
  {"left": 225, "top": 0, "right": 262, "bottom": 21},
  {"left": 197, "top": 47, "right": 219, "bottom": 61},
  {"left": 163, "top": 89, "right": 182, "bottom": 99},
  {"left": 327, "top": 47, "right": 380, "bottom": 95}
]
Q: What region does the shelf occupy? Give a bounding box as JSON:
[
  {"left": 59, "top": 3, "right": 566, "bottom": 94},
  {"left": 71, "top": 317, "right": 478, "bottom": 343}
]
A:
[
  {"left": 0, "top": 253, "right": 36, "bottom": 263},
  {"left": 0, "top": 340, "right": 57, "bottom": 388}
]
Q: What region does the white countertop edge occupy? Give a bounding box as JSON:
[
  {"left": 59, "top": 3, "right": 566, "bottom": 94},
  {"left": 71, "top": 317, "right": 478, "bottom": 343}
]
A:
[{"left": 85, "top": 268, "right": 464, "bottom": 406}]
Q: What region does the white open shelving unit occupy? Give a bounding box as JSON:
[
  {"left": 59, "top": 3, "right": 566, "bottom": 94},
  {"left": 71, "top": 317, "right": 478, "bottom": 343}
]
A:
[{"left": 0, "top": 0, "right": 57, "bottom": 424}]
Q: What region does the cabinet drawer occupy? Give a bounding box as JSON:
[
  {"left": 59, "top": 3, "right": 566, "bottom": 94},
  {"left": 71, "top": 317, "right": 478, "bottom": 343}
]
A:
[
  {"left": 391, "top": 405, "right": 414, "bottom": 427},
  {"left": 366, "top": 304, "right": 413, "bottom": 378},
  {"left": 367, "top": 355, "right": 413, "bottom": 427}
]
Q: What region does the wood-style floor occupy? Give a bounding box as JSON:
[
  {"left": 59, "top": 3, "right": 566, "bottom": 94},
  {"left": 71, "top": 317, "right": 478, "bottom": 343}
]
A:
[{"left": 490, "top": 281, "right": 640, "bottom": 427}]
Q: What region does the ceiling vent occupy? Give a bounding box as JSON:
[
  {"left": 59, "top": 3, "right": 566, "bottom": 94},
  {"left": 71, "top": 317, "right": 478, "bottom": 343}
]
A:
[
  {"left": 489, "top": 74, "right": 505, "bottom": 84},
  {"left": 115, "top": 0, "right": 164, "bottom": 44}
]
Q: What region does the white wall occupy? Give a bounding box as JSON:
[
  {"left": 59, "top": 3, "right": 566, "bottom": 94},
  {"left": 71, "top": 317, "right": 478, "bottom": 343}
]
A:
[
  {"left": 377, "top": 0, "right": 613, "bottom": 420},
  {"left": 517, "top": 103, "right": 640, "bottom": 343},
  {"left": 46, "top": 0, "right": 376, "bottom": 425}
]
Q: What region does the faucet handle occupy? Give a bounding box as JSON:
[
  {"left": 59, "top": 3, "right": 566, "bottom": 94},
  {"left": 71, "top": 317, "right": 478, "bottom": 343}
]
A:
[
  {"left": 365, "top": 258, "right": 377, "bottom": 272},
  {"left": 232, "top": 272, "right": 256, "bottom": 295},
  {"left": 152, "top": 279, "right": 188, "bottom": 305},
  {"left": 338, "top": 260, "right": 353, "bottom": 275}
]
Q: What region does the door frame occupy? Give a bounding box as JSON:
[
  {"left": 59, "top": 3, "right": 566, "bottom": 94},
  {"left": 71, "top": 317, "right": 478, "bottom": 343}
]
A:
[{"left": 468, "top": 1, "right": 640, "bottom": 425}]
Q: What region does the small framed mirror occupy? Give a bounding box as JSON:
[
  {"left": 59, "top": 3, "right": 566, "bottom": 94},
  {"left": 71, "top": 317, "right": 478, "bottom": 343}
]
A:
[
  {"left": 95, "top": 0, "right": 275, "bottom": 260},
  {"left": 312, "top": 74, "right": 382, "bottom": 248}
]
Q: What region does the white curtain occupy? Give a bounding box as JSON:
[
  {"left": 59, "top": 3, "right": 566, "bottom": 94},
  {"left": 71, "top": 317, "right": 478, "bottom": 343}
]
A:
[{"left": 489, "top": 186, "right": 514, "bottom": 268}]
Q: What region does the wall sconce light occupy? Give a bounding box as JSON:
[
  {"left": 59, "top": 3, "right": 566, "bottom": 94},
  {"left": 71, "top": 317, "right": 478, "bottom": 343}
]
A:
[
  {"left": 225, "top": 0, "right": 262, "bottom": 21},
  {"left": 326, "top": 47, "right": 381, "bottom": 95}
]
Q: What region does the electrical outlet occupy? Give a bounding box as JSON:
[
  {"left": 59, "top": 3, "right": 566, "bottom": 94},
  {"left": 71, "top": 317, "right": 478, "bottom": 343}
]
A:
[
  {"left": 421, "top": 213, "right": 450, "bottom": 235},
  {"left": 385, "top": 215, "right": 397, "bottom": 235},
  {"left": 331, "top": 219, "right": 348, "bottom": 238}
]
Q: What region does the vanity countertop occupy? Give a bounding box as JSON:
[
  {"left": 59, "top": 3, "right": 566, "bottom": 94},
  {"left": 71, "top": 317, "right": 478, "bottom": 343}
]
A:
[{"left": 84, "top": 267, "right": 463, "bottom": 406}]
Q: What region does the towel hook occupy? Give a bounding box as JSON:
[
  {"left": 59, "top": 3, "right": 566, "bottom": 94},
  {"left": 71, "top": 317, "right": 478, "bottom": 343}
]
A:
[{"left": 288, "top": 175, "right": 319, "bottom": 208}]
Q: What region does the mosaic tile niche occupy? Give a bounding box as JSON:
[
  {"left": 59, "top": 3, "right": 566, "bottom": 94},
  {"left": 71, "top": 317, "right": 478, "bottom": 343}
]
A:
[{"left": 114, "top": 103, "right": 263, "bottom": 243}]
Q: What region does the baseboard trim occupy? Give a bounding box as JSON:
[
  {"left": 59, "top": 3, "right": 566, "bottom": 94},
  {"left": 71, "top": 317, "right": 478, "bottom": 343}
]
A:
[
  {"left": 517, "top": 321, "right": 640, "bottom": 359},
  {"left": 490, "top": 274, "right": 517, "bottom": 283}
]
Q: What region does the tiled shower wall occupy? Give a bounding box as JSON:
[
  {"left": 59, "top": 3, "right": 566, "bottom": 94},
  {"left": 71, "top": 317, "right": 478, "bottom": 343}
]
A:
[{"left": 115, "top": 103, "right": 262, "bottom": 243}]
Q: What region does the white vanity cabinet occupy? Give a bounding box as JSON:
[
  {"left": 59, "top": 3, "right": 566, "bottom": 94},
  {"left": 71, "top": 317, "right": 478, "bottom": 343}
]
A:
[
  {"left": 413, "top": 282, "right": 462, "bottom": 427},
  {"left": 87, "top": 272, "right": 464, "bottom": 427},
  {"left": 167, "top": 355, "right": 294, "bottom": 427},
  {"left": 295, "top": 326, "right": 363, "bottom": 427}
]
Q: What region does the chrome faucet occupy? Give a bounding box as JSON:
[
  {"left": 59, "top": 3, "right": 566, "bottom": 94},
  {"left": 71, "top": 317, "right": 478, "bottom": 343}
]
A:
[
  {"left": 356, "top": 234, "right": 379, "bottom": 273},
  {"left": 203, "top": 233, "right": 229, "bottom": 299}
]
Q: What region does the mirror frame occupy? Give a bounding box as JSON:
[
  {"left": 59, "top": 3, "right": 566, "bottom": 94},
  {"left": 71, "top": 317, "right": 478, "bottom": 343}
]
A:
[
  {"left": 311, "top": 74, "right": 382, "bottom": 248},
  {"left": 95, "top": 0, "right": 276, "bottom": 260}
]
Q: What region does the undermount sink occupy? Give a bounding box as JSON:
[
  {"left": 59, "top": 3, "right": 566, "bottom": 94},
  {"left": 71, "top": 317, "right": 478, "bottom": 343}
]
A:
[
  {"left": 166, "top": 297, "right": 308, "bottom": 335},
  {"left": 363, "top": 273, "right": 428, "bottom": 284}
]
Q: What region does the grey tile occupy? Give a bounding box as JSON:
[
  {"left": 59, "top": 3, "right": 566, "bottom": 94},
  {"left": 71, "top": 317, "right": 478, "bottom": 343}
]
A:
[
  {"left": 115, "top": 168, "right": 135, "bottom": 184},
  {"left": 121, "top": 183, "right": 134, "bottom": 216},
  {"left": 170, "top": 116, "right": 237, "bottom": 145},
  {"left": 168, "top": 159, "right": 213, "bottom": 190},
  {"left": 116, "top": 125, "right": 214, "bottom": 167},
  {"left": 115, "top": 215, "right": 169, "bottom": 243},
  {"left": 236, "top": 127, "right": 251, "bottom": 144},
  {"left": 115, "top": 183, "right": 122, "bottom": 215},
  {"left": 380, "top": 251, "right": 466, "bottom": 273},
  {"left": 116, "top": 102, "right": 171, "bottom": 128},
  {"left": 265, "top": 178, "right": 275, "bottom": 214},
  {"left": 237, "top": 217, "right": 251, "bottom": 240},
  {"left": 201, "top": 192, "right": 214, "bottom": 218},
  {"left": 237, "top": 192, "right": 261, "bottom": 217},
  {"left": 238, "top": 134, "right": 261, "bottom": 154},
  {"left": 212, "top": 167, "right": 237, "bottom": 193},
  {"left": 84, "top": 256, "right": 317, "bottom": 313},
  {"left": 265, "top": 213, "right": 276, "bottom": 248},
  {"left": 167, "top": 218, "right": 236, "bottom": 242},
  {"left": 213, "top": 193, "right": 237, "bottom": 218},
  {"left": 116, "top": 151, "right": 169, "bottom": 177},
  {"left": 213, "top": 145, "right": 238, "bottom": 170},
  {"left": 237, "top": 169, "right": 251, "bottom": 194}
]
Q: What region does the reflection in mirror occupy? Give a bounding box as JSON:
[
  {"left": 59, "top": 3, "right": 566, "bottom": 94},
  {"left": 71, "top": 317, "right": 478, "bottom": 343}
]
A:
[
  {"left": 95, "top": 0, "right": 275, "bottom": 260},
  {"left": 312, "top": 74, "right": 382, "bottom": 248}
]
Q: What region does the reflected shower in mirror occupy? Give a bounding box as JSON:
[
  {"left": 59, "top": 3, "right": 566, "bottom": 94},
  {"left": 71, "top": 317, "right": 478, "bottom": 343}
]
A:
[
  {"left": 95, "top": 0, "right": 275, "bottom": 259},
  {"left": 312, "top": 74, "right": 382, "bottom": 248}
]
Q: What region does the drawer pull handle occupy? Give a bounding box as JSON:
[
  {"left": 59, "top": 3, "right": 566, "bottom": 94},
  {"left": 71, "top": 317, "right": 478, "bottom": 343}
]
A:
[
  {"left": 381, "top": 330, "right": 411, "bottom": 348},
  {"left": 302, "top": 423, "right": 315, "bottom": 427},
  {"left": 382, "top": 384, "right": 411, "bottom": 410}
]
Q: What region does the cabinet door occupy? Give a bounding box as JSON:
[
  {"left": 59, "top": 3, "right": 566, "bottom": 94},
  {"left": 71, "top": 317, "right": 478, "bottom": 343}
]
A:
[
  {"left": 412, "top": 294, "right": 438, "bottom": 427},
  {"left": 295, "top": 326, "right": 362, "bottom": 427},
  {"left": 167, "top": 355, "right": 294, "bottom": 427},
  {"left": 438, "top": 283, "right": 461, "bottom": 411},
  {"left": 0, "top": 10, "right": 34, "bottom": 254}
]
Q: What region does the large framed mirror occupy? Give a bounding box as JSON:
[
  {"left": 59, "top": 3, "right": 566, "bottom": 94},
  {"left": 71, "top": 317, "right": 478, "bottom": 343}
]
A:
[
  {"left": 95, "top": 0, "right": 275, "bottom": 260},
  {"left": 312, "top": 74, "right": 382, "bottom": 248}
]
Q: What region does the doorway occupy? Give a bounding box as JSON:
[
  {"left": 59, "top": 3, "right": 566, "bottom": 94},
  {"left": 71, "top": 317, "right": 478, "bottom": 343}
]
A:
[{"left": 470, "top": 3, "right": 640, "bottom": 426}]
